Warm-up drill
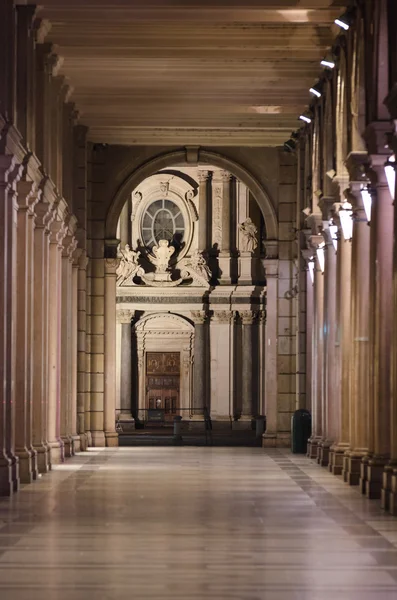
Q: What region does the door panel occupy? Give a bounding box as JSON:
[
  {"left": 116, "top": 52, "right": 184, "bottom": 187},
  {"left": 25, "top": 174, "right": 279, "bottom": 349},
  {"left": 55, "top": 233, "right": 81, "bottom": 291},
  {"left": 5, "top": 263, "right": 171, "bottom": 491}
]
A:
[{"left": 146, "top": 352, "right": 180, "bottom": 420}]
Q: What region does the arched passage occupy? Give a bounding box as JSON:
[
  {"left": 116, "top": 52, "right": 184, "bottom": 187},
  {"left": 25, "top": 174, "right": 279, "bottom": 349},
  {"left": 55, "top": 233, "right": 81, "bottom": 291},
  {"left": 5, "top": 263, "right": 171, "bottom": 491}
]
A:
[{"left": 105, "top": 148, "right": 278, "bottom": 243}]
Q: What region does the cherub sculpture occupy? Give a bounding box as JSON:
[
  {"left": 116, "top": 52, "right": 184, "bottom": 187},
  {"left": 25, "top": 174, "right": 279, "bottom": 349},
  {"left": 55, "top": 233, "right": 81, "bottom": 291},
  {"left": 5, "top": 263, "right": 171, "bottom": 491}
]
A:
[{"left": 116, "top": 244, "right": 144, "bottom": 285}]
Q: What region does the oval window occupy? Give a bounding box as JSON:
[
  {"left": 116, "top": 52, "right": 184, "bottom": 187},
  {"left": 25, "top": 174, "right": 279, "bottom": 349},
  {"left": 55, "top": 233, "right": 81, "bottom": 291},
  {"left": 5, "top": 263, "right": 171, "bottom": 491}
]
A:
[{"left": 141, "top": 199, "right": 185, "bottom": 249}]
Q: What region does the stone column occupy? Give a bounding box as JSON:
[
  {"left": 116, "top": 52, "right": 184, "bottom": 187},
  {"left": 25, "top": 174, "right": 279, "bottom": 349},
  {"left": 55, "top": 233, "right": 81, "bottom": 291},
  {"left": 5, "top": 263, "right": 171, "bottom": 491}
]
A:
[
  {"left": 104, "top": 256, "right": 119, "bottom": 446},
  {"left": 47, "top": 217, "right": 66, "bottom": 464},
  {"left": 209, "top": 311, "right": 234, "bottom": 421},
  {"left": 332, "top": 210, "right": 352, "bottom": 477},
  {"left": 384, "top": 85, "right": 397, "bottom": 512},
  {"left": 119, "top": 310, "right": 134, "bottom": 420},
  {"left": 14, "top": 180, "right": 38, "bottom": 483},
  {"left": 241, "top": 311, "right": 257, "bottom": 419},
  {"left": 307, "top": 236, "right": 325, "bottom": 459},
  {"left": 262, "top": 260, "right": 278, "bottom": 447},
  {"left": 198, "top": 170, "right": 210, "bottom": 252},
  {"left": 71, "top": 252, "right": 81, "bottom": 451},
  {"left": 258, "top": 310, "right": 266, "bottom": 416},
  {"left": 191, "top": 311, "right": 207, "bottom": 417},
  {"left": 0, "top": 156, "right": 19, "bottom": 496},
  {"left": 77, "top": 252, "right": 88, "bottom": 451},
  {"left": 364, "top": 158, "right": 392, "bottom": 497},
  {"left": 345, "top": 182, "right": 371, "bottom": 486},
  {"left": 60, "top": 231, "right": 77, "bottom": 457},
  {"left": 218, "top": 171, "right": 232, "bottom": 284},
  {"left": 31, "top": 200, "right": 52, "bottom": 474},
  {"left": 319, "top": 228, "right": 337, "bottom": 467},
  {"left": 119, "top": 200, "right": 130, "bottom": 248}
]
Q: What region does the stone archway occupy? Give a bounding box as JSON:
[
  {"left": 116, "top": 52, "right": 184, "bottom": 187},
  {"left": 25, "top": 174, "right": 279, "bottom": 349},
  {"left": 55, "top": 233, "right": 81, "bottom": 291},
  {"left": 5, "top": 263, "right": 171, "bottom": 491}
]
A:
[{"left": 105, "top": 148, "right": 278, "bottom": 243}]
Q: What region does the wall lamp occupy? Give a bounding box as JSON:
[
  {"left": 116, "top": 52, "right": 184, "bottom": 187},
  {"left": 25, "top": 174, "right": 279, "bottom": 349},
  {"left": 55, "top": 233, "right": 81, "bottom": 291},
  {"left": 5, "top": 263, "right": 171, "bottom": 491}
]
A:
[
  {"left": 309, "top": 83, "right": 322, "bottom": 99},
  {"left": 316, "top": 242, "right": 325, "bottom": 273},
  {"left": 308, "top": 258, "right": 315, "bottom": 284},
  {"left": 335, "top": 8, "right": 354, "bottom": 31},
  {"left": 299, "top": 115, "right": 312, "bottom": 124},
  {"left": 339, "top": 201, "right": 353, "bottom": 241},
  {"left": 361, "top": 186, "right": 373, "bottom": 223},
  {"left": 329, "top": 222, "right": 339, "bottom": 251},
  {"left": 321, "top": 59, "right": 335, "bottom": 69},
  {"left": 385, "top": 155, "right": 396, "bottom": 199}
]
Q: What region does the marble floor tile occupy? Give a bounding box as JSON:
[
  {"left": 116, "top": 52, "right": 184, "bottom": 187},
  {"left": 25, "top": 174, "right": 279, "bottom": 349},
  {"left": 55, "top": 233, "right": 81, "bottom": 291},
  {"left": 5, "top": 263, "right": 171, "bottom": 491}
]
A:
[{"left": 0, "top": 447, "right": 397, "bottom": 599}]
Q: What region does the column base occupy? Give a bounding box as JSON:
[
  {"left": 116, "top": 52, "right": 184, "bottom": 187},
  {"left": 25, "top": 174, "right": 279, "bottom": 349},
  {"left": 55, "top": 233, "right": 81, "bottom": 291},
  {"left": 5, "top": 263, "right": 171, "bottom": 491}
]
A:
[
  {"left": 86, "top": 431, "right": 93, "bottom": 447},
  {"left": 307, "top": 437, "right": 321, "bottom": 459},
  {"left": 15, "top": 449, "right": 34, "bottom": 484},
  {"left": 218, "top": 255, "right": 232, "bottom": 284},
  {"left": 48, "top": 440, "right": 65, "bottom": 464},
  {"left": 329, "top": 444, "right": 349, "bottom": 476},
  {"left": 34, "top": 444, "right": 50, "bottom": 474},
  {"left": 262, "top": 432, "right": 291, "bottom": 448},
  {"left": 91, "top": 431, "right": 106, "bottom": 447},
  {"left": 345, "top": 453, "right": 366, "bottom": 486},
  {"left": 72, "top": 435, "right": 82, "bottom": 453},
  {"left": 79, "top": 434, "right": 88, "bottom": 451},
  {"left": 359, "top": 454, "right": 371, "bottom": 495},
  {"left": 366, "top": 456, "right": 389, "bottom": 500},
  {"left": 105, "top": 432, "right": 119, "bottom": 447},
  {"left": 381, "top": 464, "right": 395, "bottom": 510},
  {"left": 318, "top": 439, "right": 333, "bottom": 467},
  {"left": 0, "top": 455, "right": 13, "bottom": 496},
  {"left": 62, "top": 436, "right": 74, "bottom": 458},
  {"left": 389, "top": 471, "right": 397, "bottom": 516},
  {"left": 233, "top": 417, "right": 252, "bottom": 431}
]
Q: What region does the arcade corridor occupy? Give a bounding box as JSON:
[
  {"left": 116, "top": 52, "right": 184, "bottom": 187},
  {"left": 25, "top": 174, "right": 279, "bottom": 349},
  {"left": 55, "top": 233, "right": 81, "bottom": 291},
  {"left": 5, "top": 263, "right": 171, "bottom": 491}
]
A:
[{"left": 1, "top": 448, "right": 397, "bottom": 600}]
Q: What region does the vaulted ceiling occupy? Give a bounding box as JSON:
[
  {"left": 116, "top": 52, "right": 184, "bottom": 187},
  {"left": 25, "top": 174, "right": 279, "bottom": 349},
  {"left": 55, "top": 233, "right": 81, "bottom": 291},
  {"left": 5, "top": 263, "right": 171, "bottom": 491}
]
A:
[{"left": 29, "top": 0, "right": 347, "bottom": 146}]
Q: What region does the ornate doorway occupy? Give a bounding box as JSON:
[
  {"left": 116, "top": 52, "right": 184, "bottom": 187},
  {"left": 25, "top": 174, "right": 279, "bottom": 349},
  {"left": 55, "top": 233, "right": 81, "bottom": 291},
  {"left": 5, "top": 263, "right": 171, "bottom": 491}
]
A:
[{"left": 146, "top": 352, "right": 180, "bottom": 420}]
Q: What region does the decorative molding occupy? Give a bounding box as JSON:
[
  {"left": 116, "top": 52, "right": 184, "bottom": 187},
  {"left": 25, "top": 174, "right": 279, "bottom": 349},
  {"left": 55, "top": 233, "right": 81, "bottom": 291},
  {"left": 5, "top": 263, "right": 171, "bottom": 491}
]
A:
[
  {"left": 212, "top": 310, "right": 234, "bottom": 324},
  {"left": 105, "top": 257, "right": 120, "bottom": 275}
]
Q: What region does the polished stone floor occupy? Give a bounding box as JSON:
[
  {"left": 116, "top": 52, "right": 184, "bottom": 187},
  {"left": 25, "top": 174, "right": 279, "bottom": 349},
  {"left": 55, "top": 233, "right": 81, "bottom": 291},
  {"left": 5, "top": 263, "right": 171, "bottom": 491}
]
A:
[{"left": 1, "top": 448, "right": 397, "bottom": 599}]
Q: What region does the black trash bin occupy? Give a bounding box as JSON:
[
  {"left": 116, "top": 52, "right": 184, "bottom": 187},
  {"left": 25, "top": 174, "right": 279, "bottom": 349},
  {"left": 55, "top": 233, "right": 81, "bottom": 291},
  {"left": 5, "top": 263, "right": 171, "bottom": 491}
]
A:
[{"left": 291, "top": 409, "right": 311, "bottom": 454}]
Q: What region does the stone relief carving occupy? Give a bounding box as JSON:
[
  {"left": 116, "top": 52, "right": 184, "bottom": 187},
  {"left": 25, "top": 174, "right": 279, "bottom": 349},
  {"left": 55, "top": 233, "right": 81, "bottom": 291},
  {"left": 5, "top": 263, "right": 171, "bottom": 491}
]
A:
[
  {"left": 180, "top": 250, "right": 211, "bottom": 287},
  {"left": 239, "top": 218, "right": 258, "bottom": 253},
  {"left": 190, "top": 310, "right": 208, "bottom": 325},
  {"left": 212, "top": 182, "right": 222, "bottom": 246},
  {"left": 212, "top": 310, "right": 234, "bottom": 324},
  {"left": 240, "top": 310, "right": 259, "bottom": 325},
  {"left": 141, "top": 239, "right": 183, "bottom": 287},
  {"left": 116, "top": 244, "right": 144, "bottom": 286},
  {"left": 160, "top": 181, "right": 170, "bottom": 196}
]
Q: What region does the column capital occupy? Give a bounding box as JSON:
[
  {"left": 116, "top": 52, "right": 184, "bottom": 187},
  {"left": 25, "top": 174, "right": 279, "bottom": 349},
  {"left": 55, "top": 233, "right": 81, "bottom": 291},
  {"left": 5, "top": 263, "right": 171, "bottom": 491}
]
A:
[
  {"left": 116, "top": 309, "right": 134, "bottom": 324},
  {"left": 105, "top": 238, "right": 120, "bottom": 259},
  {"left": 34, "top": 199, "right": 54, "bottom": 229},
  {"left": 309, "top": 234, "right": 325, "bottom": 250},
  {"left": 263, "top": 239, "right": 278, "bottom": 259},
  {"left": 62, "top": 234, "right": 77, "bottom": 259},
  {"left": 197, "top": 170, "right": 210, "bottom": 183},
  {"left": 220, "top": 170, "right": 232, "bottom": 182},
  {"left": 211, "top": 310, "right": 234, "bottom": 324},
  {"left": 240, "top": 310, "right": 258, "bottom": 325},
  {"left": 301, "top": 248, "right": 314, "bottom": 264},
  {"left": 364, "top": 121, "right": 394, "bottom": 156},
  {"left": 105, "top": 257, "right": 120, "bottom": 276},
  {"left": 345, "top": 151, "right": 370, "bottom": 184},
  {"left": 262, "top": 258, "right": 278, "bottom": 277},
  {"left": 190, "top": 310, "right": 208, "bottom": 325},
  {"left": 16, "top": 179, "right": 36, "bottom": 210},
  {"left": 48, "top": 218, "right": 67, "bottom": 247}
]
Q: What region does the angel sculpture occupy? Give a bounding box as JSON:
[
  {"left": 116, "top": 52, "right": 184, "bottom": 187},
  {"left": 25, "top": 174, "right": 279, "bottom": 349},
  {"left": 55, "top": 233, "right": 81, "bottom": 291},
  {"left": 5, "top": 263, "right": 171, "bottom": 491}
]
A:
[
  {"left": 116, "top": 244, "right": 144, "bottom": 286},
  {"left": 148, "top": 239, "right": 175, "bottom": 274},
  {"left": 239, "top": 217, "right": 258, "bottom": 253},
  {"left": 181, "top": 249, "right": 211, "bottom": 286}
]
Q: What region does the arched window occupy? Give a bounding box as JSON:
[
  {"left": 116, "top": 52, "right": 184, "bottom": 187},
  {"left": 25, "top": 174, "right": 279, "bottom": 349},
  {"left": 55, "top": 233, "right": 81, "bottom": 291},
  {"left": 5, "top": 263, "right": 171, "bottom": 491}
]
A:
[{"left": 141, "top": 198, "right": 185, "bottom": 248}]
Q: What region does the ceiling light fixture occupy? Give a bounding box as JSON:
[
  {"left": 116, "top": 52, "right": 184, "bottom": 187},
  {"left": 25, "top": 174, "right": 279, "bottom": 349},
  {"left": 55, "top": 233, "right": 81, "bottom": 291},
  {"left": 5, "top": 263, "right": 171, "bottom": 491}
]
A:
[
  {"left": 299, "top": 115, "right": 312, "bottom": 124},
  {"left": 321, "top": 59, "right": 335, "bottom": 69}
]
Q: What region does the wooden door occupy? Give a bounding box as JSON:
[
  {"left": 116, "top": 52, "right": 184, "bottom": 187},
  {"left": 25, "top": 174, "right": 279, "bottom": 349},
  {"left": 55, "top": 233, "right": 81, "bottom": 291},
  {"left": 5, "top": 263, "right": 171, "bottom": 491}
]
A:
[{"left": 146, "top": 352, "right": 180, "bottom": 420}]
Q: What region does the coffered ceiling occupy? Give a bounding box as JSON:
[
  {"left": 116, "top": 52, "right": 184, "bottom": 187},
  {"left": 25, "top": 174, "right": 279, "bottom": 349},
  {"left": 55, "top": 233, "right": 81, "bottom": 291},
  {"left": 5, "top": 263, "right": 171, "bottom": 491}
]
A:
[{"left": 28, "top": 0, "right": 347, "bottom": 146}]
